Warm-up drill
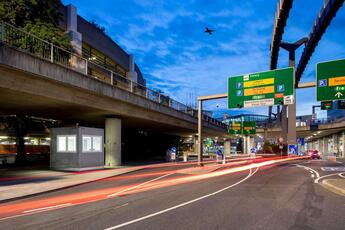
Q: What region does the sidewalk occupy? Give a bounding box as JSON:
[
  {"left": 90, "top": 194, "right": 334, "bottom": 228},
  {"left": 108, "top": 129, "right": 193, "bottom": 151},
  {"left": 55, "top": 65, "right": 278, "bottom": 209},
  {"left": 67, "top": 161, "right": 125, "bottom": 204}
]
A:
[
  {"left": 322, "top": 179, "right": 345, "bottom": 196},
  {"left": 0, "top": 166, "right": 143, "bottom": 202}
]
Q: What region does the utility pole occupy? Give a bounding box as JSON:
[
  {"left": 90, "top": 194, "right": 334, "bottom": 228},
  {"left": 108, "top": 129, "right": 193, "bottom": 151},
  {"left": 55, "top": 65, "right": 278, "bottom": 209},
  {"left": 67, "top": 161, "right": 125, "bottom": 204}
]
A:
[{"left": 280, "top": 38, "right": 308, "bottom": 153}]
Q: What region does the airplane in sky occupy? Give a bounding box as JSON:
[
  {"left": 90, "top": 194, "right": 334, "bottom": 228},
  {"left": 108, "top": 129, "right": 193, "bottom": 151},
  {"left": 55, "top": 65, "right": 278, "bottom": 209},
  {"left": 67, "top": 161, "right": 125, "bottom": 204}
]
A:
[{"left": 204, "top": 27, "right": 215, "bottom": 35}]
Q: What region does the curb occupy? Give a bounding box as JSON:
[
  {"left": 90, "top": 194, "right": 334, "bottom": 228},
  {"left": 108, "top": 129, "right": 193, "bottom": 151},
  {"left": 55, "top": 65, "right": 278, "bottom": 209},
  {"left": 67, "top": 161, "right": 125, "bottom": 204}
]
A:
[
  {"left": 0, "top": 167, "right": 144, "bottom": 204},
  {"left": 321, "top": 179, "right": 345, "bottom": 197}
]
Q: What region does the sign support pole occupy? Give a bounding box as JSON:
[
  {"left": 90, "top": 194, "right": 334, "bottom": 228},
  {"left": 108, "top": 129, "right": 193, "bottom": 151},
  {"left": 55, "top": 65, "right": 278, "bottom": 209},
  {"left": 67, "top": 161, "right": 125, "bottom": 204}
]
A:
[
  {"left": 197, "top": 99, "right": 203, "bottom": 166},
  {"left": 280, "top": 38, "right": 307, "bottom": 153},
  {"left": 287, "top": 55, "right": 297, "bottom": 148}
]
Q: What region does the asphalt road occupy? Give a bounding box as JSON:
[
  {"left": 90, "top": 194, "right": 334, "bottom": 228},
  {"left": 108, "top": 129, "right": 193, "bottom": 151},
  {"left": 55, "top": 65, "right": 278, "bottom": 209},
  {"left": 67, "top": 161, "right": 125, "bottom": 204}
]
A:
[{"left": 1, "top": 158, "right": 345, "bottom": 230}]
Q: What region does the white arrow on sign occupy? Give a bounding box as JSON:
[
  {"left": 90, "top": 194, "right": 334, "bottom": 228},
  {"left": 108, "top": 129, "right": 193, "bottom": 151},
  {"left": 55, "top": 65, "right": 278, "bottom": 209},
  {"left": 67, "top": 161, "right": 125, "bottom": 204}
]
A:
[{"left": 335, "top": 92, "right": 343, "bottom": 98}]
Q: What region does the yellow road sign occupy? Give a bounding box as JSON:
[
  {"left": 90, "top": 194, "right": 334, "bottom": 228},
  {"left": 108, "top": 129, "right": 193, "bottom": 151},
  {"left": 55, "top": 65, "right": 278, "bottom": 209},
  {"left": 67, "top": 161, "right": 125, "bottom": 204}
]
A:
[
  {"left": 244, "top": 86, "right": 274, "bottom": 96},
  {"left": 329, "top": 76, "right": 345, "bottom": 86},
  {"left": 243, "top": 78, "right": 274, "bottom": 88}
]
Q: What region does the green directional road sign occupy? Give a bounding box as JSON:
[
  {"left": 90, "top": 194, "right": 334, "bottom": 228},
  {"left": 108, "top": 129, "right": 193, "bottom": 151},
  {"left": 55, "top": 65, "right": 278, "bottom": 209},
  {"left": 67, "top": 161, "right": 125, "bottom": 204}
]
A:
[
  {"left": 321, "top": 101, "right": 333, "bottom": 110},
  {"left": 228, "top": 67, "right": 294, "bottom": 109},
  {"left": 242, "top": 121, "right": 256, "bottom": 135},
  {"left": 317, "top": 59, "right": 345, "bottom": 101},
  {"left": 228, "top": 122, "right": 242, "bottom": 134},
  {"left": 228, "top": 121, "right": 256, "bottom": 135}
]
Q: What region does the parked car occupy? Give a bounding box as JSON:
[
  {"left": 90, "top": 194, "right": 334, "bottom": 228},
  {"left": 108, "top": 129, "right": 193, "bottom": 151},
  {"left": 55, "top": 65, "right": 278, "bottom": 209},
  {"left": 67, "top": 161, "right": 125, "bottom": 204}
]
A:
[{"left": 308, "top": 150, "right": 321, "bottom": 159}]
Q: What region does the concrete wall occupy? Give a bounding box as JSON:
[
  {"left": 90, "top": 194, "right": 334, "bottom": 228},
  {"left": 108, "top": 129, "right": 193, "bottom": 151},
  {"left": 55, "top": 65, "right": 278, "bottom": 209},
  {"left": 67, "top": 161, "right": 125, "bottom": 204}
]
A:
[{"left": 76, "top": 16, "right": 129, "bottom": 70}]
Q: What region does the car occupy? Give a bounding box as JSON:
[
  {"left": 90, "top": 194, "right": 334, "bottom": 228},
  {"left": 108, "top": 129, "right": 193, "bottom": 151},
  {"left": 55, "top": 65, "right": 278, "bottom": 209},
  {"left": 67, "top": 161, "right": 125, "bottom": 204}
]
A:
[{"left": 308, "top": 150, "right": 322, "bottom": 159}]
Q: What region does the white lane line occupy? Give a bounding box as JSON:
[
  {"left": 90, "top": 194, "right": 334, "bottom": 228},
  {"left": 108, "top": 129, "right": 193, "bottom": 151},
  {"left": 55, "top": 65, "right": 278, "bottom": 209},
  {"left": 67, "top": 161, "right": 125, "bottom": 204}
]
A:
[
  {"left": 293, "top": 164, "right": 320, "bottom": 183},
  {"left": 314, "top": 172, "right": 344, "bottom": 183},
  {"left": 113, "top": 203, "right": 129, "bottom": 210},
  {"left": 107, "top": 172, "right": 175, "bottom": 198},
  {"left": 23, "top": 203, "right": 72, "bottom": 213},
  {"left": 338, "top": 173, "right": 345, "bottom": 179},
  {"left": 104, "top": 168, "right": 258, "bottom": 230}
]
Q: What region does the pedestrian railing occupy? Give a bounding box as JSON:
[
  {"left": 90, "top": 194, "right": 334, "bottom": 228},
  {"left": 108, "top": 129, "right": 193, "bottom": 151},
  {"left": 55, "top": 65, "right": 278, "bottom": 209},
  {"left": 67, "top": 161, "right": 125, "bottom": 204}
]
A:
[{"left": 0, "top": 22, "right": 227, "bottom": 129}]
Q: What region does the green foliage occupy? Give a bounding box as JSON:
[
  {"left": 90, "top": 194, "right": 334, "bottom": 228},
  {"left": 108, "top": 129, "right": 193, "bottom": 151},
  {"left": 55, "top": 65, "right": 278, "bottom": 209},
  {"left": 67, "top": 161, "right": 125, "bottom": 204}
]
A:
[
  {"left": 23, "top": 21, "right": 72, "bottom": 50},
  {"left": 90, "top": 19, "right": 106, "bottom": 33},
  {"left": 0, "top": 0, "right": 71, "bottom": 50},
  {"left": 0, "top": 0, "right": 62, "bottom": 26}
]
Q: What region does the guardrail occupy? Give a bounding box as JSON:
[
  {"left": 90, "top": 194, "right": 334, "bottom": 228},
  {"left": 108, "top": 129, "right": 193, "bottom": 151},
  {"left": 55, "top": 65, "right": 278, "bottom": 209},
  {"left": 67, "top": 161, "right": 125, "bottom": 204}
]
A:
[{"left": 0, "top": 22, "right": 227, "bottom": 130}]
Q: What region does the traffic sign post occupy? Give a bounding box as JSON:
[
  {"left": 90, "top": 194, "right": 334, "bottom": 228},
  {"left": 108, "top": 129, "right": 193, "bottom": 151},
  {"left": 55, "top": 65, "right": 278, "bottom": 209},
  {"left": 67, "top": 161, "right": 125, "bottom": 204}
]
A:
[
  {"left": 228, "top": 122, "right": 242, "bottom": 134},
  {"left": 228, "top": 67, "right": 294, "bottom": 109},
  {"left": 288, "top": 144, "right": 298, "bottom": 156},
  {"left": 321, "top": 101, "right": 333, "bottom": 110},
  {"left": 228, "top": 121, "right": 256, "bottom": 135},
  {"left": 317, "top": 58, "right": 345, "bottom": 101},
  {"left": 242, "top": 121, "right": 256, "bottom": 135}
]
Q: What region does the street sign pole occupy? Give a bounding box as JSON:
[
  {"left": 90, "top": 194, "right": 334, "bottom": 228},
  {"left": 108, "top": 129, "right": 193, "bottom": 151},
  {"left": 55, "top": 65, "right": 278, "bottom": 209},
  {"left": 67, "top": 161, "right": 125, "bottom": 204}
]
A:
[
  {"left": 197, "top": 93, "right": 228, "bottom": 167},
  {"left": 197, "top": 99, "right": 203, "bottom": 166},
  {"left": 287, "top": 55, "right": 297, "bottom": 148},
  {"left": 280, "top": 38, "right": 307, "bottom": 150}
]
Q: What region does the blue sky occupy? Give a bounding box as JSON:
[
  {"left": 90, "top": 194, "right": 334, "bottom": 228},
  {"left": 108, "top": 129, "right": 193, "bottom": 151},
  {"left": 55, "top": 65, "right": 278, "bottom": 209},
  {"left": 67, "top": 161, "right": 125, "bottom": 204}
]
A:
[{"left": 63, "top": 0, "right": 345, "bottom": 117}]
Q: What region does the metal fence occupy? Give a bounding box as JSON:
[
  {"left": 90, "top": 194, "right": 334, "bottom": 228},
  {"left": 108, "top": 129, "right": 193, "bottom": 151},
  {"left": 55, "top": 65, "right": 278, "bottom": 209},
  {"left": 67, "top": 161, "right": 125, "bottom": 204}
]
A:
[{"left": 0, "top": 22, "right": 227, "bottom": 129}]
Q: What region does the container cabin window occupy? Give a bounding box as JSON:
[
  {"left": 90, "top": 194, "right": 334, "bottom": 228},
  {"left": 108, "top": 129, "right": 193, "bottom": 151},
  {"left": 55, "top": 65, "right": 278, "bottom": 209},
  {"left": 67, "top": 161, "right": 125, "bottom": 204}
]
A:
[
  {"left": 82, "top": 135, "right": 102, "bottom": 152},
  {"left": 57, "top": 135, "right": 76, "bottom": 152}
]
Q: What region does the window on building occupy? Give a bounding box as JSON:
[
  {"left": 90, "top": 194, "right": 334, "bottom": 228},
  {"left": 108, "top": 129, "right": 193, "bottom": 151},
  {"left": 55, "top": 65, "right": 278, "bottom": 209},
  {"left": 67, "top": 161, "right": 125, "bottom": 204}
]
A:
[
  {"left": 57, "top": 135, "right": 76, "bottom": 152},
  {"left": 82, "top": 42, "right": 127, "bottom": 78},
  {"left": 82, "top": 135, "right": 102, "bottom": 152}
]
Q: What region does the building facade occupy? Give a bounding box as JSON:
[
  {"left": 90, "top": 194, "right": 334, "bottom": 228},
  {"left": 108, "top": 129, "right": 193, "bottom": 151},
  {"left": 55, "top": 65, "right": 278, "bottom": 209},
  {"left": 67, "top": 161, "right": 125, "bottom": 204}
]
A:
[{"left": 58, "top": 4, "right": 146, "bottom": 86}]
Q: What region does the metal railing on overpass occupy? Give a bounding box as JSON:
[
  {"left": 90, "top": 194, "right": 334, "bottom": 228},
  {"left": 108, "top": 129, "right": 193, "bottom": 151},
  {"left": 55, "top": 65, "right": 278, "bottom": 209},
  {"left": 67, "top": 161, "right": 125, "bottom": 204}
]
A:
[{"left": 0, "top": 22, "right": 227, "bottom": 130}]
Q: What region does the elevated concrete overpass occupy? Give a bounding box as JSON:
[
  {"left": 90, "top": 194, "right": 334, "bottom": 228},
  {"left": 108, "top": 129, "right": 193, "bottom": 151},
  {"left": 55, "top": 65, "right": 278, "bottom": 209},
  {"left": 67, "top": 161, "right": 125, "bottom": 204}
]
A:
[
  {"left": 0, "top": 45, "right": 227, "bottom": 166},
  {"left": 257, "top": 118, "right": 345, "bottom": 138}
]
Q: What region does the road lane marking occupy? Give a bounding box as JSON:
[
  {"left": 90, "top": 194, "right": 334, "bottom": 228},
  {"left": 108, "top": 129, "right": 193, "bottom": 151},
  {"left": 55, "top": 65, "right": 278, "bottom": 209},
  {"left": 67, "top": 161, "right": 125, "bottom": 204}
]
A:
[
  {"left": 315, "top": 172, "right": 345, "bottom": 183},
  {"left": 107, "top": 172, "right": 175, "bottom": 198},
  {"left": 113, "top": 203, "right": 129, "bottom": 210},
  {"left": 104, "top": 168, "right": 258, "bottom": 230},
  {"left": 293, "top": 164, "right": 320, "bottom": 183},
  {"left": 23, "top": 203, "right": 72, "bottom": 213}
]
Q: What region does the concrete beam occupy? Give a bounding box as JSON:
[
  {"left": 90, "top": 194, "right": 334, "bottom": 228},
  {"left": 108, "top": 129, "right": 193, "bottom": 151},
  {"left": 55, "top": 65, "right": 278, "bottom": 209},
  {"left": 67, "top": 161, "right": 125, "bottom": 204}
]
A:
[
  {"left": 297, "top": 81, "right": 316, "bottom": 89},
  {"left": 198, "top": 93, "right": 227, "bottom": 101}
]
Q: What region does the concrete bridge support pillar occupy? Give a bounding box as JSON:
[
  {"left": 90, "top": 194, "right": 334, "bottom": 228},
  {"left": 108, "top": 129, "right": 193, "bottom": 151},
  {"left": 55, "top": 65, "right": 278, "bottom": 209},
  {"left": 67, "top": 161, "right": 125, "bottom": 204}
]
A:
[
  {"left": 332, "top": 135, "right": 338, "bottom": 156},
  {"left": 224, "top": 140, "right": 231, "bottom": 156},
  {"left": 193, "top": 135, "right": 199, "bottom": 155},
  {"left": 323, "top": 137, "right": 328, "bottom": 156},
  {"left": 105, "top": 118, "right": 121, "bottom": 167},
  {"left": 318, "top": 138, "right": 323, "bottom": 153}
]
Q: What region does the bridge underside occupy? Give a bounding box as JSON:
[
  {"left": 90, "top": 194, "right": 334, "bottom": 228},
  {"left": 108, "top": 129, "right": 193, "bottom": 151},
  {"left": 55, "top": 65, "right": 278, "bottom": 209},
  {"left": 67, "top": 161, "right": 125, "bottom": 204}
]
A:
[{"left": 0, "top": 86, "right": 198, "bottom": 136}]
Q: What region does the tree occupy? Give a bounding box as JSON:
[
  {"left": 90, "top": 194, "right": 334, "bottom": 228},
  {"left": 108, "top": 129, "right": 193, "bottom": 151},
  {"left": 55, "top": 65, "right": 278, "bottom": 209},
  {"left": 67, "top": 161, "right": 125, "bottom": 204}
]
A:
[{"left": 0, "top": 0, "right": 71, "bottom": 50}]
